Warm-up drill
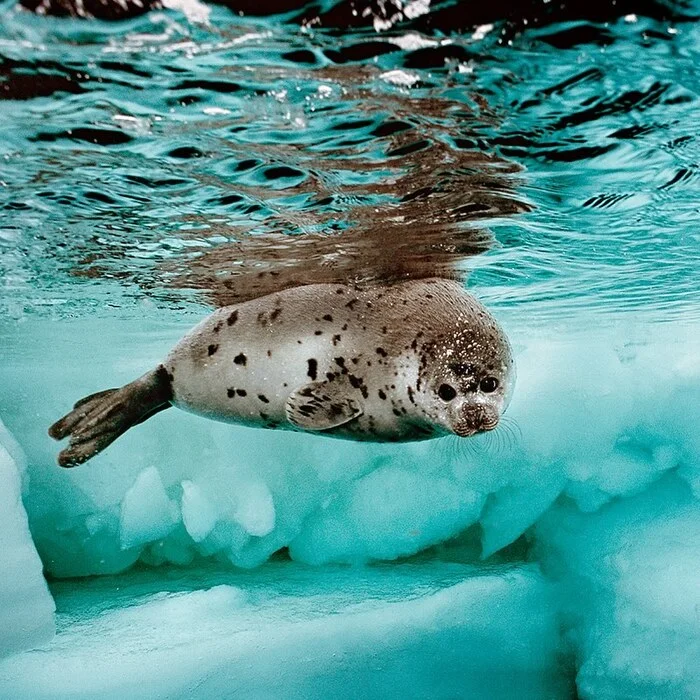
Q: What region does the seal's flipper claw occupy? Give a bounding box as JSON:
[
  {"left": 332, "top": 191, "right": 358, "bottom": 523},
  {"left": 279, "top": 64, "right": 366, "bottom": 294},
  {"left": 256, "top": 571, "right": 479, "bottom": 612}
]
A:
[
  {"left": 286, "top": 379, "right": 363, "bottom": 431},
  {"left": 49, "top": 367, "right": 172, "bottom": 467},
  {"left": 58, "top": 439, "right": 110, "bottom": 468},
  {"left": 49, "top": 389, "right": 120, "bottom": 440}
]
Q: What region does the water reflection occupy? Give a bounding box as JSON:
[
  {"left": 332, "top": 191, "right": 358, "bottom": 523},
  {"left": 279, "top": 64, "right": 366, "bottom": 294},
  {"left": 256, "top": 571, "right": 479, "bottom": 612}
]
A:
[
  {"left": 54, "top": 61, "right": 531, "bottom": 307},
  {"left": 1, "top": 1, "right": 698, "bottom": 322}
]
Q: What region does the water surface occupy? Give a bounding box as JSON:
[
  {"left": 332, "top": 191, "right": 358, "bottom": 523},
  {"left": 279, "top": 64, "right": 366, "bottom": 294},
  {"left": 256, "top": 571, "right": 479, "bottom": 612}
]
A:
[{"left": 1, "top": 0, "right": 698, "bottom": 328}]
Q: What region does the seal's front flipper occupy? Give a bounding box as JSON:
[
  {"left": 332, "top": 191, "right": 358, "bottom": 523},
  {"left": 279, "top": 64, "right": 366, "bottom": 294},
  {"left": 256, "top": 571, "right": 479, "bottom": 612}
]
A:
[
  {"left": 49, "top": 366, "right": 172, "bottom": 468},
  {"left": 286, "top": 379, "right": 363, "bottom": 431}
]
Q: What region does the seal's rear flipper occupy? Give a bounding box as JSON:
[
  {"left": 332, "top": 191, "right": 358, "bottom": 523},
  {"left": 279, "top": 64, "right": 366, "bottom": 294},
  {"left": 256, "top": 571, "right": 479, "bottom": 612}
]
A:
[{"left": 49, "top": 366, "right": 172, "bottom": 468}]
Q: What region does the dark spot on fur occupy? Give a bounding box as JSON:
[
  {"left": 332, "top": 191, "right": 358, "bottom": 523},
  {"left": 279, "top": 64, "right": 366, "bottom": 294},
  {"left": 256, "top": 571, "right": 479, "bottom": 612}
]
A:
[
  {"left": 234, "top": 353, "right": 247, "bottom": 365},
  {"left": 376, "top": 347, "right": 388, "bottom": 357},
  {"left": 345, "top": 298, "right": 358, "bottom": 310},
  {"left": 382, "top": 326, "right": 387, "bottom": 334},
  {"left": 267, "top": 350, "right": 272, "bottom": 358},
  {"left": 426, "top": 294, "right": 433, "bottom": 299},
  {"left": 393, "top": 408, "right": 402, "bottom": 417},
  {"left": 314, "top": 330, "right": 322, "bottom": 336},
  {"left": 334, "top": 357, "right": 346, "bottom": 370},
  {"left": 208, "top": 344, "right": 219, "bottom": 356},
  {"left": 360, "top": 386, "right": 368, "bottom": 399},
  {"left": 378, "top": 389, "right": 387, "bottom": 400},
  {"left": 260, "top": 412, "right": 269, "bottom": 421},
  {"left": 297, "top": 340, "right": 302, "bottom": 344},
  {"left": 323, "top": 314, "right": 333, "bottom": 322},
  {"left": 236, "top": 389, "right": 247, "bottom": 397},
  {"left": 307, "top": 359, "right": 318, "bottom": 380},
  {"left": 213, "top": 322, "right": 222, "bottom": 334},
  {"left": 227, "top": 310, "right": 238, "bottom": 326},
  {"left": 258, "top": 394, "right": 270, "bottom": 404},
  {"left": 407, "top": 386, "right": 416, "bottom": 404},
  {"left": 227, "top": 388, "right": 235, "bottom": 398},
  {"left": 341, "top": 323, "right": 348, "bottom": 331},
  {"left": 270, "top": 307, "right": 282, "bottom": 322},
  {"left": 257, "top": 312, "right": 268, "bottom": 326},
  {"left": 336, "top": 288, "right": 344, "bottom": 294},
  {"left": 348, "top": 375, "right": 362, "bottom": 389},
  {"left": 332, "top": 334, "right": 341, "bottom": 346},
  {"left": 351, "top": 357, "right": 359, "bottom": 365},
  {"left": 326, "top": 372, "right": 337, "bottom": 382}
]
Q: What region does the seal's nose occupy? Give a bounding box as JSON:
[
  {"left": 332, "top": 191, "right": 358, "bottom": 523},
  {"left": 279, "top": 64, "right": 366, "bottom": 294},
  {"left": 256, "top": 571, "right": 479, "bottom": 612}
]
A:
[{"left": 463, "top": 404, "right": 499, "bottom": 432}]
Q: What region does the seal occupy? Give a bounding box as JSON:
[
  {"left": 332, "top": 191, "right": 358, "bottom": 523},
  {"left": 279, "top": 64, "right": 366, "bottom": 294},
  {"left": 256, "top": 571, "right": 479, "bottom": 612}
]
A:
[{"left": 49, "top": 278, "right": 514, "bottom": 467}]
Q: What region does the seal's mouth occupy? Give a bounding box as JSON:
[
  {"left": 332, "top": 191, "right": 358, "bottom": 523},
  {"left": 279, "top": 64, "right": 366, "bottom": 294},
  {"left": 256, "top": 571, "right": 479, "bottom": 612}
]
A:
[{"left": 452, "top": 424, "right": 478, "bottom": 438}]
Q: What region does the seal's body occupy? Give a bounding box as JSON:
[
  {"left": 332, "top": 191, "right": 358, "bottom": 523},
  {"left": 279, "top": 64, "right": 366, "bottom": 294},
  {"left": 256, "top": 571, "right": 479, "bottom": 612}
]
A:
[{"left": 50, "top": 279, "right": 514, "bottom": 467}]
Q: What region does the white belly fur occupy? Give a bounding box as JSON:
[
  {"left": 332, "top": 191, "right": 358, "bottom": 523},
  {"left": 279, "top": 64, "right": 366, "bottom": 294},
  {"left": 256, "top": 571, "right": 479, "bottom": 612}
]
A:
[{"left": 163, "top": 286, "right": 419, "bottom": 438}]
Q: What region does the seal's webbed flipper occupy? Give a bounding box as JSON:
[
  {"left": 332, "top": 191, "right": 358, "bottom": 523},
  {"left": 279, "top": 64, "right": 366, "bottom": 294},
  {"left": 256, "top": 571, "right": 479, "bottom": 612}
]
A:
[
  {"left": 286, "top": 379, "right": 363, "bottom": 431},
  {"left": 49, "top": 366, "right": 172, "bottom": 468}
]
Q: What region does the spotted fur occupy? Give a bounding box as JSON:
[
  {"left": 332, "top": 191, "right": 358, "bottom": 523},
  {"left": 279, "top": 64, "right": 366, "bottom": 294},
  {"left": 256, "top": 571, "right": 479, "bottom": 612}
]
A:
[{"left": 49, "top": 279, "right": 514, "bottom": 466}]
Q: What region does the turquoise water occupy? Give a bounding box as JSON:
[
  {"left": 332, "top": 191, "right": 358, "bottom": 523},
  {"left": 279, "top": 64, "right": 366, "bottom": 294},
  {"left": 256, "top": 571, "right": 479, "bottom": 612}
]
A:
[
  {"left": 1, "top": 1, "right": 698, "bottom": 325},
  {"left": 1, "top": 2, "right": 700, "bottom": 698}
]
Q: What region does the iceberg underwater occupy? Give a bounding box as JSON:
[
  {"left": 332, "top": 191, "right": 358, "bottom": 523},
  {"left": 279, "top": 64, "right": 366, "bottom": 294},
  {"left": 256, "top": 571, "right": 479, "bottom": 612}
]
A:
[
  {"left": 1, "top": 317, "right": 698, "bottom": 698},
  {"left": 1, "top": 0, "right": 700, "bottom": 697}
]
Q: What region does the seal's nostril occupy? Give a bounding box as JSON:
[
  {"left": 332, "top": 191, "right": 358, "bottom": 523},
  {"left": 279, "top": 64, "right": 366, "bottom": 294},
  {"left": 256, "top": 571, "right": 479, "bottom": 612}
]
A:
[{"left": 463, "top": 404, "right": 498, "bottom": 432}]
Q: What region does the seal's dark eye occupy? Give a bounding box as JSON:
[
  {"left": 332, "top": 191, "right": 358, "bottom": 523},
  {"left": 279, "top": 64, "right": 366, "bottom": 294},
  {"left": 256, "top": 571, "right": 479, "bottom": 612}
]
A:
[
  {"left": 437, "top": 384, "right": 457, "bottom": 402},
  {"left": 480, "top": 377, "right": 499, "bottom": 393}
]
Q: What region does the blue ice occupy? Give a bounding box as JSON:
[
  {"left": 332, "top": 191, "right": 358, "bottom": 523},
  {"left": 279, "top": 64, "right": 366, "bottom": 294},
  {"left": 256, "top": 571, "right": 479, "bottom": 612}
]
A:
[{"left": 1, "top": 311, "right": 698, "bottom": 698}]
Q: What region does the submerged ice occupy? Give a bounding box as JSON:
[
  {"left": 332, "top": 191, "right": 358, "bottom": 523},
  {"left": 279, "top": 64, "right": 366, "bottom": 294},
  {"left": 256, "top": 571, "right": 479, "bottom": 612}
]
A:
[
  {"left": 1, "top": 312, "right": 699, "bottom": 696},
  {"left": 11, "top": 318, "right": 695, "bottom": 578},
  {"left": 0, "top": 421, "right": 55, "bottom": 658}
]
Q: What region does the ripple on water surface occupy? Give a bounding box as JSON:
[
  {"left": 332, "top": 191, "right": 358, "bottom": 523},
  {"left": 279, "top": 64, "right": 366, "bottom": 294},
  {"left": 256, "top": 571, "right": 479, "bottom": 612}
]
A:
[{"left": 0, "top": 0, "right": 698, "bottom": 328}]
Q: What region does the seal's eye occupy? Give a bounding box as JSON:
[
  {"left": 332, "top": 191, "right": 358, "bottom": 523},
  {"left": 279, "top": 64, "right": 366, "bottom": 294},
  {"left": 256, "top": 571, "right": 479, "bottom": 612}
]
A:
[
  {"left": 437, "top": 384, "right": 457, "bottom": 402},
  {"left": 480, "top": 377, "right": 499, "bottom": 393}
]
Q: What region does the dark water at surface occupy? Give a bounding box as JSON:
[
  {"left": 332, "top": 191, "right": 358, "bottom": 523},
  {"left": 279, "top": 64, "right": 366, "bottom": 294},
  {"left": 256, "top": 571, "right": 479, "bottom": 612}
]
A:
[{"left": 0, "top": 0, "right": 699, "bottom": 326}]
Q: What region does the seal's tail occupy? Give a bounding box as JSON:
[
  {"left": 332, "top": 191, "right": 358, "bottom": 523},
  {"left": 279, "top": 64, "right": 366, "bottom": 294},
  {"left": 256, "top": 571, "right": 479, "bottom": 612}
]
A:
[{"left": 49, "top": 366, "right": 172, "bottom": 468}]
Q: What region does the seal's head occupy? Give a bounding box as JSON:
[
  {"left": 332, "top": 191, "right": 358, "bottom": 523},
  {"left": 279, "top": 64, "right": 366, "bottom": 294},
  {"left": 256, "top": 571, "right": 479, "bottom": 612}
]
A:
[{"left": 417, "top": 303, "right": 514, "bottom": 438}]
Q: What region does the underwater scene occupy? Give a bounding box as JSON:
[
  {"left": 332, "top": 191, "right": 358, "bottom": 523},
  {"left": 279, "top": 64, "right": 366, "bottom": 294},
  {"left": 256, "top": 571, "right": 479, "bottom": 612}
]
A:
[{"left": 1, "top": 0, "right": 699, "bottom": 697}]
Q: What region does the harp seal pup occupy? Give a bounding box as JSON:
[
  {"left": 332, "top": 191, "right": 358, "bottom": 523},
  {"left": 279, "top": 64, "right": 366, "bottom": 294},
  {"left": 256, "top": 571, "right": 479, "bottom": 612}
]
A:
[{"left": 49, "top": 278, "right": 515, "bottom": 467}]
